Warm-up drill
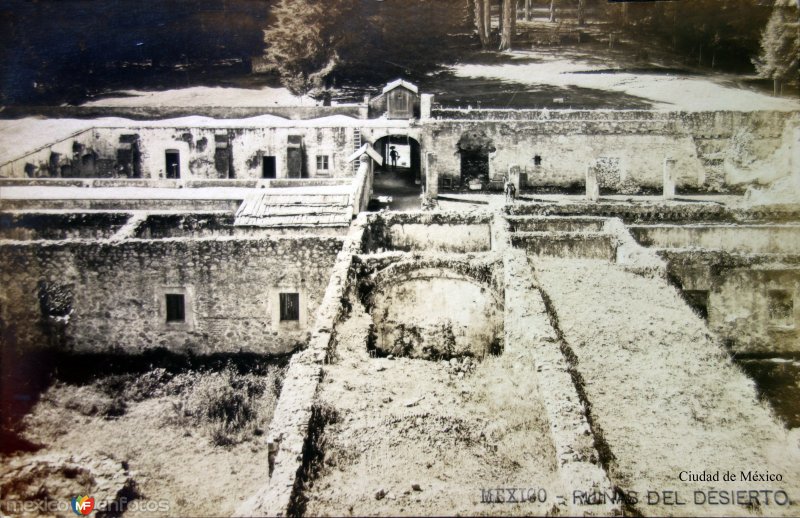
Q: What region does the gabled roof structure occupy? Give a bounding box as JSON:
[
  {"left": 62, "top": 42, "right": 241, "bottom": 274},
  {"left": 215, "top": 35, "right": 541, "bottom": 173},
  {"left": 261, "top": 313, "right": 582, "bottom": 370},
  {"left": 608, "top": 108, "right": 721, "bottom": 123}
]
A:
[
  {"left": 381, "top": 79, "right": 419, "bottom": 95},
  {"left": 347, "top": 143, "right": 384, "bottom": 165}
]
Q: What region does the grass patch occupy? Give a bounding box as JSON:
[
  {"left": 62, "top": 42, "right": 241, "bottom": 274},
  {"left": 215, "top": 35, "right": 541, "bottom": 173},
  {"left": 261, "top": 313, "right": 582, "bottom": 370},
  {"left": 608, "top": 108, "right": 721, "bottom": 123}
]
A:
[
  {"left": 30, "top": 358, "right": 287, "bottom": 447},
  {"left": 171, "top": 366, "right": 284, "bottom": 446}
]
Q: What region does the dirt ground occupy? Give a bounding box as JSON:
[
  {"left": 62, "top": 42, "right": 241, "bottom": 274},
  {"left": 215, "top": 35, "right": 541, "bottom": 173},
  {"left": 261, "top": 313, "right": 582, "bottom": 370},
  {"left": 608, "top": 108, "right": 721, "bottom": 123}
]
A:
[
  {"left": 1, "top": 364, "right": 284, "bottom": 517},
  {"left": 303, "top": 295, "right": 561, "bottom": 516},
  {"left": 533, "top": 257, "right": 800, "bottom": 517}
]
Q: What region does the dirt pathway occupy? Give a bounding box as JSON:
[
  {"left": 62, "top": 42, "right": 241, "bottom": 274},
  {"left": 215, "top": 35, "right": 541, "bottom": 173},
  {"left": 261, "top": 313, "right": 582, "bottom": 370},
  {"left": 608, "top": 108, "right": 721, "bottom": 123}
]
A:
[{"left": 304, "top": 295, "right": 561, "bottom": 516}]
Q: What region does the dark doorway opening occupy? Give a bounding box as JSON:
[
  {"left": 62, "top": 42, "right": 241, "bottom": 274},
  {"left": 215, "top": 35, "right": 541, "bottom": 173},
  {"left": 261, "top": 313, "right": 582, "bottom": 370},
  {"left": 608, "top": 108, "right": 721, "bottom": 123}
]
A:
[
  {"left": 460, "top": 152, "right": 490, "bottom": 186},
  {"left": 165, "top": 150, "right": 180, "bottom": 179},
  {"left": 457, "top": 130, "right": 495, "bottom": 190},
  {"left": 287, "top": 135, "right": 306, "bottom": 179},
  {"left": 263, "top": 156, "right": 277, "bottom": 179},
  {"left": 287, "top": 148, "right": 303, "bottom": 178}
]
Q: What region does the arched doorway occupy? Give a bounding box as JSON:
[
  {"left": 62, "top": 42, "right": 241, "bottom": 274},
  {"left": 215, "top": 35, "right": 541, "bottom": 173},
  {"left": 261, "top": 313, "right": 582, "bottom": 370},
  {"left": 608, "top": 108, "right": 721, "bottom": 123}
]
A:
[
  {"left": 457, "top": 129, "right": 496, "bottom": 190},
  {"left": 372, "top": 135, "right": 422, "bottom": 210}
]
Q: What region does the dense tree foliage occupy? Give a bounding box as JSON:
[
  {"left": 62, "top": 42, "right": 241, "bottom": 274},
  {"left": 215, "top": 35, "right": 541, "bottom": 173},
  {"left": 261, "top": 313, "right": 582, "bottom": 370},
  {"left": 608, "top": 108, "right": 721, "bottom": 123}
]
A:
[
  {"left": 262, "top": 0, "right": 352, "bottom": 95},
  {"left": 753, "top": 1, "right": 800, "bottom": 94},
  {"left": 591, "top": 0, "right": 775, "bottom": 71}
]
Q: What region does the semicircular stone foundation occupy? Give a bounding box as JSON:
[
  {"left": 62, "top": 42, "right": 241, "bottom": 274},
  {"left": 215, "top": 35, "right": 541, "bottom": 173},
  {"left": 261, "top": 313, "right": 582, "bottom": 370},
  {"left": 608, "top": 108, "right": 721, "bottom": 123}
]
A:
[{"left": 366, "top": 267, "right": 503, "bottom": 360}]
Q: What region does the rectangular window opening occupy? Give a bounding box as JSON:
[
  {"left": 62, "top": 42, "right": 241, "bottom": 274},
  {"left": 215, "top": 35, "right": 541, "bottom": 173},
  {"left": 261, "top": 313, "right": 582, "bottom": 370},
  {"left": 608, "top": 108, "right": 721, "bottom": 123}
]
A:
[
  {"left": 279, "top": 293, "right": 300, "bottom": 322},
  {"left": 166, "top": 293, "right": 185, "bottom": 322},
  {"left": 316, "top": 155, "right": 329, "bottom": 171}
]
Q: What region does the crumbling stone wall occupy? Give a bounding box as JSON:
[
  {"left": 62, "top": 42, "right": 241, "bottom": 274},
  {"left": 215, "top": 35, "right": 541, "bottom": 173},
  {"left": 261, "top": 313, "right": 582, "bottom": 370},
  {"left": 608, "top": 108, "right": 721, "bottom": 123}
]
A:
[
  {"left": 1, "top": 125, "right": 359, "bottom": 181},
  {"left": 368, "top": 268, "right": 502, "bottom": 359},
  {"left": 1, "top": 129, "right": 115, "bottom": 179},
  {"left": 361, "top": 212, "right": 492, "bottom": 253},
  {"left": 508, "top": 200, "right": 800, "bottom": 224},
  {"left": 424, "top": 120, "right": 703, "bottom": 191},
  {"left": 3, "top": 110, "right": 794, "bottom": 191},
  {"left": 423, "top": 110, "right": 796, "bottom": 193},
  {"left": 132, "top": 213, "right": 346, "bottom": 239},
  {"left": 631, "top": 224, "right": 800, "bottom": 255},
  {"left": 0, "top": 213, "right": 130, "bottom": 240},
  {"left": 663, "top": 250, "right": 800, "bottom": 354},
  {"left": 0, "top": 236, "right": 343, "bottom": 355}
]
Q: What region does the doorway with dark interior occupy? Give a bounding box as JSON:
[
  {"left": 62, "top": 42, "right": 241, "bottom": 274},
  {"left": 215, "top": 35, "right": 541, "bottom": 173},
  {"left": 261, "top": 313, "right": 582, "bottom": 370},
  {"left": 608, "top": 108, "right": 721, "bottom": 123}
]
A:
[
  {"left": 165, "top": 150, "right": 180, "bottom": 179},
  {"left": 457, "top": 129, "right": 495, "bottom": 190},
  {"left": 262, "top": 156, "right": 277, "bottom": 179}
]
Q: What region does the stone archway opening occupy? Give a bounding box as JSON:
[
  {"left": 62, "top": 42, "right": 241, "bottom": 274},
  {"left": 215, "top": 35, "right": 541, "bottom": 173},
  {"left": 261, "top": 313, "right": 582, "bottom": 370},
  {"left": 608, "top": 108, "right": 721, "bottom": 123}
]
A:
[{"left": 372, "top": 135, "right": 423, "bottom": 210}]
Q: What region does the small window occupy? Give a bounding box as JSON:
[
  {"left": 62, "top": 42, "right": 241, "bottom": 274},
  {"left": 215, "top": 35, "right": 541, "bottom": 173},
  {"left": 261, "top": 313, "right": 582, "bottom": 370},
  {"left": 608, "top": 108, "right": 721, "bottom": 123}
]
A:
[
  {"left": 263, "top": 156, "right": 277, "bottom": 179},
  {"left": 165, "top": 150, "right": 180, "bottom": 179},
  {"left": 165, "top": 294, "right": 185, "bottom": 322},
  {"left": 279, "top": 293, "right": 300, "bottom": 321},
  {"left": 441, "top": 177, "right": 453, "bottom": 189},
  {"left": 534, "top": 155, "right": 542, "bottom": 166},
  {"left": 768, "top": 290, "right": 793, "bottom": 327},
  {"left": 316, "top": 155, "right": 329, "bottom": 171}
]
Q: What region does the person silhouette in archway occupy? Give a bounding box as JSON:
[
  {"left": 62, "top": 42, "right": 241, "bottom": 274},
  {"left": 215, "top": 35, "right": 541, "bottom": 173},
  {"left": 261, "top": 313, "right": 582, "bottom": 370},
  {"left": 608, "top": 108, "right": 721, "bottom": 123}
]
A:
[{"left": 389, "top": 146, "right": 399, "bottom": 171}]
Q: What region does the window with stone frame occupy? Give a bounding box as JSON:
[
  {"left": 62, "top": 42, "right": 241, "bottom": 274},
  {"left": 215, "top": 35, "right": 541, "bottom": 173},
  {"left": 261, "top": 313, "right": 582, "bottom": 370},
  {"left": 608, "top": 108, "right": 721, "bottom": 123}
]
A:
[{"left": 279, "top": 292, "right": 300, "bottom": 322}]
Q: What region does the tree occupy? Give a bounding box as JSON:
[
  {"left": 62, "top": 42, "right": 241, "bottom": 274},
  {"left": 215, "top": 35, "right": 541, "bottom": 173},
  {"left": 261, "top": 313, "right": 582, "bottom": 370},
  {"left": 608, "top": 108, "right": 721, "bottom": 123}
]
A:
[
  {"left": 484, "top": 0, "right": 492, "bottom": 39},
  {"left": 549, "top": 0, "right": 557, "bottom": 22},
  {"left": 262, "top": 0, "right": 355, "bottom": 95},
  {"left": 753, "top": 1, "right": 800, "bottom": 96},
  {"left": 500, "top": 0, "right": 516, "bottom": 49},
  {"left": 577, "top": 0, "right": 585, "bottom": 26},
  {"left": 474, "top": 0, "right": 490, "bottom": 47}
]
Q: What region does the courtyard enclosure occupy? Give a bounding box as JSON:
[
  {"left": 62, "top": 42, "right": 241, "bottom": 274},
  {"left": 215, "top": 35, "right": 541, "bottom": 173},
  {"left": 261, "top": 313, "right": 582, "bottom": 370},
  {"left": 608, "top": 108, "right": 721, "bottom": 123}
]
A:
[{"left": 1, "top": 77, "right": 800, "bottom": 518}]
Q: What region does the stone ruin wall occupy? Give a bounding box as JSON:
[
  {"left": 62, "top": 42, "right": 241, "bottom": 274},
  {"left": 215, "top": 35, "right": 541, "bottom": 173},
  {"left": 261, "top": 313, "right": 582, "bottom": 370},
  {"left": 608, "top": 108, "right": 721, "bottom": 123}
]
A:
[
  {"left": 422, "top": 110, "right": 797, "bottom": 192},
  {"left": 0, "top": 235, "right": 343, "bottom": 356},
  {"left": 3, "top": 110, "right": 796, "bottom": 194},
  {"left": 2, "top": 125, "right": 357, "bottom": 181},
  {"left": 663, "top": 250, "right": 800, "bottom": 355}
]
